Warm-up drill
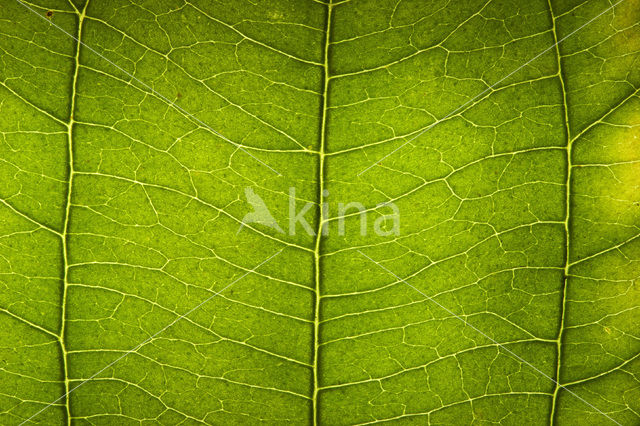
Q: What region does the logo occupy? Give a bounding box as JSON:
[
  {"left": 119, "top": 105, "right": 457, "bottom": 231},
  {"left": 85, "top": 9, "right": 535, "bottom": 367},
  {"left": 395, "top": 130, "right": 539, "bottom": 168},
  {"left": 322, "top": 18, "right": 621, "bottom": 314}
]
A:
[
  {"left": 238, "top": 187, "right": 400, "bottom": 236},
  {"left": 237, "top": 187, "right": 284, "bottom": 234}
]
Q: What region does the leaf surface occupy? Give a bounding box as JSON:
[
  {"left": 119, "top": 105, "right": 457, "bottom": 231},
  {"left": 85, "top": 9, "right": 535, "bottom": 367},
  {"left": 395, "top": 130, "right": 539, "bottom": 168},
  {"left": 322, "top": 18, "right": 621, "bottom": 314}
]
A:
[{"left": 0, "top": 0, "right": 639, "bottom": 425}]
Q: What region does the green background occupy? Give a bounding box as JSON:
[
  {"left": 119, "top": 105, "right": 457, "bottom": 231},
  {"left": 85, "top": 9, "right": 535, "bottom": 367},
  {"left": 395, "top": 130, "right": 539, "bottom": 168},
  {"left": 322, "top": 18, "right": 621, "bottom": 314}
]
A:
[{"left": 0, "top": 0, "right": 639, "bottom": 424}]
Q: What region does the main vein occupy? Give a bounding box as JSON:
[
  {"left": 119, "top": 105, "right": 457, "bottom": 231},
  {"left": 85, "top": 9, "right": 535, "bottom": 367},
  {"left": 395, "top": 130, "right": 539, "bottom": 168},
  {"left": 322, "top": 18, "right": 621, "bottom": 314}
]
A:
[
  {"left": 60, "top": 2, "right": 89, "bottom": 424},
  {"left": 547, "top": 0, "right": 572, "bottom": 423},
  {"left": 313, "top": 1, "right": 333, "bottom": 424}
]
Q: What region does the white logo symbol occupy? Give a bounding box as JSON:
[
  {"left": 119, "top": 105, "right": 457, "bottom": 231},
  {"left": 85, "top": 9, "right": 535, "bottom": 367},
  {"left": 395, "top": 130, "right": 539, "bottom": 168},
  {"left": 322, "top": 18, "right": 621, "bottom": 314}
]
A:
[{"left": 237, "top": 187, "right": 284, "bottom": 234}]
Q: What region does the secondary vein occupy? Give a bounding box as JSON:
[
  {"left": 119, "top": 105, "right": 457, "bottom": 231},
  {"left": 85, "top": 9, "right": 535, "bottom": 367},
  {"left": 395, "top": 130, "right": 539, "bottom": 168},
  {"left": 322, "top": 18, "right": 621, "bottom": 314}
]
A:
[
  {"left": 59, "top": 1, "right": 89, "bottom": 424},
  {"left": 313, "top": 1, "right": 333, "bottom": 424},
  {"left": 546, "top": 0, "right": 572, "bottom": 423}
]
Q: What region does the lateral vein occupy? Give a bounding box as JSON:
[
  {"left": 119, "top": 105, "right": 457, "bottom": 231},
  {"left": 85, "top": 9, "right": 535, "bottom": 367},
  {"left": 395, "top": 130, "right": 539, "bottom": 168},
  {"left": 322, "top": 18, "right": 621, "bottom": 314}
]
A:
[
  {"left": 59, "top": 2, "right": 90, "bottom": 424},
  {"left": 312, "top": 2, "right": 333, "bottom": 424},
  {"left": 547, "top": 0, "right": 573, "bottom": 423}
]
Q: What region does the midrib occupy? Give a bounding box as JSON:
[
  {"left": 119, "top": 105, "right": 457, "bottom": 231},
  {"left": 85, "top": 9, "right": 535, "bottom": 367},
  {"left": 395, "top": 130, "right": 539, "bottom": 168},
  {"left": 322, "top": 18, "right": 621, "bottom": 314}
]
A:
[
  {"left": 60, "top": 2, "right": 89, "bottom": 424},
  {"left": 313, "top": 1, "right": 333, "bottom": 424},
  {"left": 546, "top": 0, "right": 572, "bottom": 423}
]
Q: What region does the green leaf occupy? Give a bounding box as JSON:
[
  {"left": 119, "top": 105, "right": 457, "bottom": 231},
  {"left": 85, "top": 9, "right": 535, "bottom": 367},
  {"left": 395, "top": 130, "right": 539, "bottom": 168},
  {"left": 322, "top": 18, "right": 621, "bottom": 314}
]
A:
[{"left": 1, "top": 0, "right": 639, "bottom": 425}]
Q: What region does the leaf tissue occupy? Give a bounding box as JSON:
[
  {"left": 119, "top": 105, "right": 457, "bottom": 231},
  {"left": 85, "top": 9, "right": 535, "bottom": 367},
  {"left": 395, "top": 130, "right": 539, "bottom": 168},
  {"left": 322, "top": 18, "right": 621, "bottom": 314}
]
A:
[{"left": 0, "top": 0, "right": 639, "bottom": 424}]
